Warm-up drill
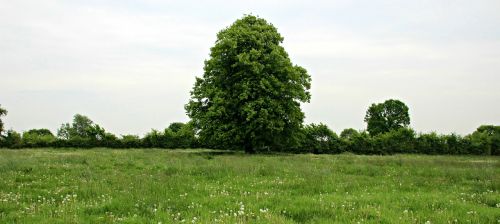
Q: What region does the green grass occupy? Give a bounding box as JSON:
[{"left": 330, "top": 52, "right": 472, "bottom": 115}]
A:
[{"left": 0, "top": 149, "right": 499, "bottom": 223}]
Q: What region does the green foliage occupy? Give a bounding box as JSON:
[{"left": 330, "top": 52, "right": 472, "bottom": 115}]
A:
[
  {"left": 167, "top": 122, "right": 185, "bottom": 133},
  {"left": 142, "top": 122, "right": 196, "bottom": 149},
  {"left": 101, "top": 132, "right": 120, "bottom": 148},
  {"left": 22, "top": 129, "right": 56, "bottom": 147},
  {"left": 0, "top": 105, "right": 7, "bottom": 135},
  {"left": 57, "top": 114, "right": 106, "bottom": 141},
  {"left": 56, "top": 114, "right": 110, "bottom": 147},
  {"left": 142, "top": 129, "right": 163, "bottom": 148},
  {"left": 2, "top": 130, "right": 22, "bottom": 148},
  {"left": 468, "top": 125, "right": 500, "bottom": 155},
  {"left": 164, "top": 122, "right": 197, "bottom": 148},
  {"left": 301, "top": 123, "right": 340, "bottom": 154},
  {"left": 364, "top": 99, "right": 410, "bottom": 136},
  {"left": 186, "top": 15, "right": 311, "bottom": 153},
  {"left": 373, "top": 128, "right": 416, "bottom": 154},
  {"left": 347, "top": 131, "right": 375, "bottom": 154},
  {"left": 441, "top": 133, "right": 468, "bottom": 154},
  {"left": 339, "top": 128, "right": 358, "bottom": 140},
  {"left": 0, "top": 108, "right": 496, "bottom": 155},
  {"left": 120, "top": 135, "right": 141, "bottom": 148}
]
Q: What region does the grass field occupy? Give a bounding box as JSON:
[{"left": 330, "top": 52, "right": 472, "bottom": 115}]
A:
[{"left": 0, "top": 149, "right": 498, "bottom": 223}]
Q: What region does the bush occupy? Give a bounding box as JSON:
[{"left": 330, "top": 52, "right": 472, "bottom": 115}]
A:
[
  {"left": 142, "top": 129, "right": 165, "bottom": 148},
  {"left": 101, "top": 133, "right": 120, "bottom": 148},
  {"left": 301, "top": 123, "right": 340, "bottom": 154},
  {"left": 2, "top": 130, "right": 23, "bottom": 148},
  {"left": 374, "top": 128, "right": 416, "bottom": 154},
  {"left": 22, "top": 129, "right": 56, "bottom": 147},
  {"left": 415, "top": 132, "right": 447, "bottom": 154},
  {"left": 348, "top": 131, "right": 376, "bottom": 154},
  {"left": 467, "top": 125, "right": 500, "bottom": 155},
  {"left": 164, "top": 122, "right": 197, "bottom": 149},
  {"left": 467, "top": 132, "right": 492, "bottom": 155},
  {"left": 120, "top": 135, "right": 141, "bottom": 148},
  {"left": 141, "top": 123, "right": 197, "bottom": 149}
]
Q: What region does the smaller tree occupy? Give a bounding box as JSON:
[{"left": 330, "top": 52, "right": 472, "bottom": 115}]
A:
[
  {"left": 57, "top": 114, "right": 108, "bottom": 147},
  {"left": 57, "top": 114, "right": 106, "bottom": 141},
  {"left": 364, "top": 99, "right": 410, "bottom": 136},
  {"left": 0, "top": 105, "right": 7, "bottom": 135}
]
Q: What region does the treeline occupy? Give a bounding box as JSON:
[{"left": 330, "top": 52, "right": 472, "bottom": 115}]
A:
[
  {"left": 0, "top": 114, "right": 198, "bottom": 149},
  {"left": 300, "top": 124, "right": 499, "bottom": 155},
  {"left": 0, "top": 114, "right": 498, "bottom": 155},
  {"left": 0, "top": 101, "right": 499, "bottom": 155}
]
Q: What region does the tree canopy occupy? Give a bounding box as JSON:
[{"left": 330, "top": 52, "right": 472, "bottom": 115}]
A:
[
  {"left": 57, "top": 114, "right": 106, "bottom": 141},
  {"left": 185, "top": 15, "right": 311, "bottom": 153},
  {"left": 364, "top": 99, "right": 410, "bottom": 136}
]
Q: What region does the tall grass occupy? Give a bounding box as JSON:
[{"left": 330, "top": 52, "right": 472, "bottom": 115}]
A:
[{"left": 0, "top": 149, "right": 498, "bottom": 223}]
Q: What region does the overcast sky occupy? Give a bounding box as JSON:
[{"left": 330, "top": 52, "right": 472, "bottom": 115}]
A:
[{"left": 1, "top": 0, "right": 499, "bottom": 136}]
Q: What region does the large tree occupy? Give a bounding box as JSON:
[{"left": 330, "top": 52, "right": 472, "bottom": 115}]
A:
[
  {"left": 364, "top": 99, "right": 410, "bottom": 136},
  {"left": 185, "top": 15, "right": 311, "bottom": 153},
  {"left": 0, "top": 105, "right": 7, "bottom": 135}
]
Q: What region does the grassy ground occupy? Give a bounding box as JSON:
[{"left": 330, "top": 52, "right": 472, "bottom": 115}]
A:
[{"left": 0, "top": 149, "right": 498, "bottom": 223}]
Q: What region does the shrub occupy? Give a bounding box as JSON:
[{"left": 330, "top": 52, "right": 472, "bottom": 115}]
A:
[
  {"left": 374, "top": 128, "right": 416, "bottom": 154},
  {"left": 142, "top": 129, "right": 163, "bottom": 148},
  {"left": 120, "top": 135, "right": 141, "bottom": 148},
  {"left": 301, "top": 123, "right": 340, "bottom": 154},
  {"left": 415, "top": 132, "right": 446, "bottom": 154},
  {"left": 22, "top": 129, "right": 56, "bottom": 147},
  {"left": 3, "top": 130, "right": 23, "bottom": 148},
  {"left": 467, "top": 125, "right": 500, "bottom": 155},
  {"left": 348, "top": 131, "right": 375, "bottom": 154}
]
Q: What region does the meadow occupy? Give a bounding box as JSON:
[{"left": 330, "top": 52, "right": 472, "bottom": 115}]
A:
[{"left": 0, "top": 149, "right": 498, "bottom": 223}]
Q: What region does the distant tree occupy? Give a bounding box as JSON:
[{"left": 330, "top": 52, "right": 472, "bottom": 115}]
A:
[
  {"left": 364, "top": 99, "right": 410, "bottom": 136},
  {"left": 57, "top": 114, "right": 106, "bottom": 142},
  {"left": 0, "top": 105, "right": 7, "bottom": 135},
  {"left": 185, "top": 15, "right": 311, "bottom": 153}
]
